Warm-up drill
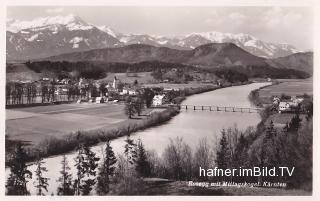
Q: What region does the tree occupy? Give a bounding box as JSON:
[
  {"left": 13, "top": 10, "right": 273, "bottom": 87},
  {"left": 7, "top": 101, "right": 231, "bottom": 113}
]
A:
[
  {"left": 73, "top": 143, "right": 100, "bottom": 195},
  {"left": 215, "top": 129, "right": 231, "bottom": 169},
  {"left": 287, "top": 114, "right": 302, "bottom": 133},
  {"left": 6, "top": 142, "right": 32, "bottom": 195},
  {"left": 124, "top": 135, "right": 137, "bottom": 167},
  {"left": 124, "top": 98, "right": 136, "bottom": 119},
  {"left": 194, "top": 138, "right": 212, "bottom": 180},
  {"left": 57, "top": 155, "right": 74, "bottom": 195},
  {"left": 142, "top": 88, "right": 155, "bottom": 108},
  {"left": 97, "top": 140, "right": 117, "bottom": 195},
  {"left": 135, "top": 139, "right": 151, "bottom": 177},
  {"left": 34, "top": 154, "right": 49, "bottom": 195},
  {"left": 163, "top": 137, "right": 192, "bottom": 180},
  {"left": 133, "top": 97, "right": 144, "bottom": 116}
]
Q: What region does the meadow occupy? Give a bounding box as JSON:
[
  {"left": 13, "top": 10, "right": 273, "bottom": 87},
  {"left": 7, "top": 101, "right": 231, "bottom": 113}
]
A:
[
  {"left": 6, "top": 103, "right": 155, "bottom": 145},
  {"left": 259, "top": 78, "right": 313, "bottom": 98}
]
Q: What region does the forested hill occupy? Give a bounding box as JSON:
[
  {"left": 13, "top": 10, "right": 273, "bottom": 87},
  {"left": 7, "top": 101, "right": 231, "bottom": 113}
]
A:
[{"left": 42, "top": 43, "right": 268, "bottom": 67}]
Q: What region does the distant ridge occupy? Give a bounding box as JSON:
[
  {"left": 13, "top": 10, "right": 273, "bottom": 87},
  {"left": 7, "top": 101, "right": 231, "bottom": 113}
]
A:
[{"left": 43, "top": 43, "right": 268, "bottom": 68}]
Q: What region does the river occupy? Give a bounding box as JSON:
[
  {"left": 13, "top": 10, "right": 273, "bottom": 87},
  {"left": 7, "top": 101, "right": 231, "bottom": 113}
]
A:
[{"left": 5, "top": 82, "right": 270, "bottom": 195}]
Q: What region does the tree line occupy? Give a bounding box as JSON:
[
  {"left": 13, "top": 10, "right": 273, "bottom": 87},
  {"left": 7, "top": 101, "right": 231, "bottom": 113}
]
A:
[{"left": 6, "top": 134, "right": 152, "bottom": 195}]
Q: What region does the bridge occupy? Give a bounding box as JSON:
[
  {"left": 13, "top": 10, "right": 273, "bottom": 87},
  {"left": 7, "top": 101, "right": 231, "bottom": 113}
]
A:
[{"left": 178, "top": 105, "right": 263, "bottom": 113}]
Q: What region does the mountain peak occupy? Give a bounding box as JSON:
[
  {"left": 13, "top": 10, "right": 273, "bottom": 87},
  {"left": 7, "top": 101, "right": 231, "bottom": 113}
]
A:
[
  {"left": 7, "top": 14, "right": 92, "bottom": 32},
  {"left": 97, "top": 25, "right": 119, "bottom": 38}
]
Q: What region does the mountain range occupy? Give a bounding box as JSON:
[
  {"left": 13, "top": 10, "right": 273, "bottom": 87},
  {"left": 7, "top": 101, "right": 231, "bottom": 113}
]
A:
[{"left": 7, "top": 14, "right": 301, "bottom": 61}]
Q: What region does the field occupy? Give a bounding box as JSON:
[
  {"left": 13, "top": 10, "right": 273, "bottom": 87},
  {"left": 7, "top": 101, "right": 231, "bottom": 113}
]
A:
[
  {"left": 143, "top": 82, "right": 215, "bottom": 90},
  {"left": 259, "top": 78, "right": 313, "bottom": 98},
  {"left": 6, "top": 63, "right": 43, "bottom": 82},
  {"left": 98, "top": 72, "right": 154, "bottom": 84},
  {"left": 6, "top": 103, "right": 155, "bottom": 145}
]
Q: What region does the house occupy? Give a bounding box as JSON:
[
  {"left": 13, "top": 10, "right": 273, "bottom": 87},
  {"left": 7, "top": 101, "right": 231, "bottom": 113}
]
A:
[
  {"left": 128, "top": 89, "right": 138, "bottom": 95},
  {"left": 152, "top": 95, "right": 165, "bottom": 106},
  {"left": 95, "top": 97, "right": 105, "bottom": 103},
  {"left": 121, "top": 87, "right": 138, "bottom": 96},
  {"left": 278, "top": 101, "right": 294, "bottom": 113}
]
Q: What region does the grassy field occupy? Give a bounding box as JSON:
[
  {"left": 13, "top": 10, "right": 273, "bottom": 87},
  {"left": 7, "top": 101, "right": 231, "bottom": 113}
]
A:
[
  {"left": 259, "top": 78, "right": 313, "bottom": 98},
  {"left": 98, "top": 72, "right": 154, "bottom": 84},
  {"left": 6, "top": 103, "right": 155, "bottom": 145},
  {"left": 143, "top": 82, "right": 216, "bottom": 90},
  {"left": 6, "top": 63, "right": 43, "bottom": 82}
]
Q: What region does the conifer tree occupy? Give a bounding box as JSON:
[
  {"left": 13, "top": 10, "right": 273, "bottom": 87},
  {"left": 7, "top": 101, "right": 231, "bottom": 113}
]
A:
[
  {"left": 288, "top": 114, "right": 302, "bottom": 133},
  {"left": 135, "top": 139, "right": 151, "bottom": 177},
  {"left": 124, "top": 135, "right": 137, "bottom": 166},
  {"left": 34, "top": 154, "right": 49, "bottom": 195},
  {"left": 97, "top": 140, "right": 117, "bottom": 195},
  {"left": 57, "top": 155, "right": 74, "bottom": 195},
  {"left": 215, "top": 129, "right": 231, "bottom": 169},
  {"left": 6, "top": 142, "right": 32, "bottom": 195},
  {"left": 73, "top": 143, "right": 100, "bottom": 195}
]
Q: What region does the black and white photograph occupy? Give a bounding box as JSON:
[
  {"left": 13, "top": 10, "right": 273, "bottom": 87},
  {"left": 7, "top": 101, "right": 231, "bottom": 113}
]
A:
[{"left": 3, "top": 0, "right": 317, "bottom": 197}]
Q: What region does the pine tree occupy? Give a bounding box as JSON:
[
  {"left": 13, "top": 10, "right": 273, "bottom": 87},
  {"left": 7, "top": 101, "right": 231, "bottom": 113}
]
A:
[
  {"left": 6, "top": 142, "right": 32, "bottom": 195},
  {"left": 288, "top": 114, "right": 302, "bottom": 133},
  {"left": 266, "top": 120, "right": 277, "bottom": 139},
  {"left": 124, "top": 99, "right": 136, "bottom": 119},
  {"left": 97, "top": 140, "right": 117, "bottom": 195},
  {"left": 57, "top": 155, "right": 74, "bottom": 195},
  {"left": 135, "top": 139, "right": 151, "bottom": 177},
  {"left": 124, "top": 135, "right": 137, "bottom": 166},
  {"left": 73, "top": 143, "right": 100, "bottom": 195},
  {"left": 34, "top": 155, "right": 49, "bottom": 195},
  {"left": 142, "top": 88, "right": 155, "bottom": 108},
  {"left": 215, "top": 129, "right": 230, "bottom": 169}
]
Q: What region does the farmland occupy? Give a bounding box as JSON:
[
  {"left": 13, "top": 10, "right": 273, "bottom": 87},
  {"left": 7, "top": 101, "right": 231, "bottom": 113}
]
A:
[
  {"left": 6, "top": 103, "right": 158, "bottom": 145},
  {"left": 259, "top": 78, "right": 313, "bottom": 98},
  {"left": 98, "top": 72, "right": 154, "bottom": 84}
]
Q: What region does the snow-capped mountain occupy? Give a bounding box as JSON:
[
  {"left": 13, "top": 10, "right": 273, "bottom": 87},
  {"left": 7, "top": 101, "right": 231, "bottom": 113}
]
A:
[
  {"left": 116, "top": 32, "right": 299, "bottom": 58},
  {"left": 7, "top": 14, "right": 300, "bottom": 60},
  {"left": 6, "top": 15, "right": 121, "bottom": 60},
  {"left": 184, "top": 32, "right": 299, "bottom": 58}
]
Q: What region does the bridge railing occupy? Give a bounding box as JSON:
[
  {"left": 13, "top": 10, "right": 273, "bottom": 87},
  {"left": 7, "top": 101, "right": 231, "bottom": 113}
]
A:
[{"left": 178, "top": 104, "right": 262, "bottom": 113}]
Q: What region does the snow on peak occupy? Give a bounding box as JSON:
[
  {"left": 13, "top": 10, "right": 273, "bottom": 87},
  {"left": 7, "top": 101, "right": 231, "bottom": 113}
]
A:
[
  {"left": 97, "top": 25, "right": 118, "bottom": 38},
  {"left": 7, "top": 14, "right": 93, "bottom": 32},
  {"left": 186, "top": 31, "right": 256, "bottom": 43}
]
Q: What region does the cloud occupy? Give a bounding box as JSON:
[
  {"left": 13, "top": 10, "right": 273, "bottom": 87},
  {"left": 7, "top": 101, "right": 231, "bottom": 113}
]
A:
[{"left": 45, "top": 7, "right": 64, "bottom": 13}]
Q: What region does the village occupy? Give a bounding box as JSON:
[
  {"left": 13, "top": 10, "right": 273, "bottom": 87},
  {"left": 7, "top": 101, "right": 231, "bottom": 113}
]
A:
[{"left": 5, "top": 75, "right": 185, "bottom": 108}]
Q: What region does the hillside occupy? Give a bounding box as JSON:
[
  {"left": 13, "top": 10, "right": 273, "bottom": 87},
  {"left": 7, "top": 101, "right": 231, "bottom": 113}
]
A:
[
  {"left": 267, "top": 52, "right": 313, "bottom": 74},
  {"left": 43, "top": 43, "right": 268, "bottom": 68}
]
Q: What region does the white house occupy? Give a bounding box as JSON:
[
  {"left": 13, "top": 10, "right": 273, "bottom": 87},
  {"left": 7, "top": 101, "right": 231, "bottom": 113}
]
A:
[
  {"left": 278, "top": 101, "right": 293, "bottom": 113},
  {"left": 152, "top": 95, "right": 165, "bottom": 106},
  {"left": 128, "top": 89, "right": 138, "bottom": 95}
]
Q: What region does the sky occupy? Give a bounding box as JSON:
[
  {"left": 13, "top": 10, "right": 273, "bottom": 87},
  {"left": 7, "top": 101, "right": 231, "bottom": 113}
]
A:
[{"left": 7, "top": 6, "right": 313, "bottom": 50}]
